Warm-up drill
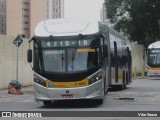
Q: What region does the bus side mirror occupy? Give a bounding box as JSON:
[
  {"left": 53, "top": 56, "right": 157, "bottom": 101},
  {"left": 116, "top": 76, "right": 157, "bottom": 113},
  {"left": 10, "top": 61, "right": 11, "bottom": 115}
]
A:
[
  {"left": 103, "top": 45, "right": 108, "bottom": 57},
  {"left": 27, "top": 49, "right": 32, "bottom": 63}
]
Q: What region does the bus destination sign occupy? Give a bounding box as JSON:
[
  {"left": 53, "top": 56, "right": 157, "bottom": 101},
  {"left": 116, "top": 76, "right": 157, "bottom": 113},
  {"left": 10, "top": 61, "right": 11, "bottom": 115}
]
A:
[{"left": 41, "top": 39, "right": 92, "bottom": 48}]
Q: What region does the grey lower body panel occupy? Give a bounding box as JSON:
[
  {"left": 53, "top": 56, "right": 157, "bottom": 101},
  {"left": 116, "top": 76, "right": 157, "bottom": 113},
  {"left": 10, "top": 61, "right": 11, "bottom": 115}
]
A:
[{"left": 34, "top": 80, "right": 103, "bottom": 102}]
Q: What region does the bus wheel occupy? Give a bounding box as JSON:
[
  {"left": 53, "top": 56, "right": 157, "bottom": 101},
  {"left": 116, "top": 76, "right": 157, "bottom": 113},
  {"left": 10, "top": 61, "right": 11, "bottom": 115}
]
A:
[
  {"left": 126, "top": 71, "right": 129, "bottom": 84},
  {"left": 43, "top": 100, "right": 52, "bottom": 106},
  {"left": 120, "top": 72, "right": 126, "bottom": 90},
  {"left": 94, "top": 99, "right": 103, "bottom": 105}
]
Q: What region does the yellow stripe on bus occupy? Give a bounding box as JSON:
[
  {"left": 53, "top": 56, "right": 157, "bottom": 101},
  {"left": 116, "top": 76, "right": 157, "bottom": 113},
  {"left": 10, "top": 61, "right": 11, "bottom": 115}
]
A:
[
  {"left": 77, "top": 48, "right": 95, "bottom": 52},
  {"left": 150, "top": 68, "right": 160, "bottom": 70},
  {"left": 46, "top": 78, "right": 89, "bottom": 88}
]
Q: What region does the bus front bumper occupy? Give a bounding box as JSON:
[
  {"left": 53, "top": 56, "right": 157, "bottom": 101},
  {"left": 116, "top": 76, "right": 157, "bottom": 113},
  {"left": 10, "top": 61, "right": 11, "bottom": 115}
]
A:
[
  {"left": 34, "top": 80, "right": 103, "bottom": 102},
  {"left": 147, "top": 70, "right": 160, "bottom": 76}
]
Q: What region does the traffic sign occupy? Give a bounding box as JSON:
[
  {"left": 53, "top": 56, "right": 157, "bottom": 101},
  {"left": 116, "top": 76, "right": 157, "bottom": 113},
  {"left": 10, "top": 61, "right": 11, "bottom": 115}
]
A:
[{"left": 13, "top": 36, "right": 23, "bottom": 47}]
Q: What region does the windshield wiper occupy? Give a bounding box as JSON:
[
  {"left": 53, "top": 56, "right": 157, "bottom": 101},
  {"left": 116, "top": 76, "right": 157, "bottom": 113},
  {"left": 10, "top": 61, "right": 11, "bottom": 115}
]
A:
[
  {"left": 58, "top": 51, "right": 64, "bottom": 68},
  {"left": 49, "top": 36, "right": 64, "bottom": 69},
  {"left": 72, "top": 34, "right": 83, "bottom": 61}
]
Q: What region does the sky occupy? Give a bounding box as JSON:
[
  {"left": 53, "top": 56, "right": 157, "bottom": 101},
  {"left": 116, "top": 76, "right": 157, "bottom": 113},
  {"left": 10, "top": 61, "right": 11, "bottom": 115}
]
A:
[{"left": 64, "top": 0, "right": 105, "bottom": 21}]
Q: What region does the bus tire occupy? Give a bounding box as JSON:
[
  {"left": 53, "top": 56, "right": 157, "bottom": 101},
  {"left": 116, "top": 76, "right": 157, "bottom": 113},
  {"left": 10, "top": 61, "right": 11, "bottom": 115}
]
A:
[
  {"left": 43, "top": 100, "right": 52, "bottom": 106},
  {"left": 126, "top": 71, "right": 129, "bottom": 84},
  {"left": 94, "top": 99, "right": 103, "bottom": 105},
  {"left": 120, "top": 72, "right": 126, "bottom": 90},
  {"left": 123, "top": 71, "right": 126, "bottom": 89}
]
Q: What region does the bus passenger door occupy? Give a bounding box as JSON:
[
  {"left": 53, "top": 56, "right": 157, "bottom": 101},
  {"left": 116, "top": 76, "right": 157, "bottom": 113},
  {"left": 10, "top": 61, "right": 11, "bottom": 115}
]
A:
[{"left": 101, "top": 36, "right": 109, "bottom": 94}]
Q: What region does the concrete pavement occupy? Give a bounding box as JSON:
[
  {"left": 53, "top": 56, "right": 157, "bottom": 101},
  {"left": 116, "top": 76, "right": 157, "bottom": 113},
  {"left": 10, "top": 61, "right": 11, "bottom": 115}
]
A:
[{"left": 0, "top": 86, "right": 34, "bottom": 103}]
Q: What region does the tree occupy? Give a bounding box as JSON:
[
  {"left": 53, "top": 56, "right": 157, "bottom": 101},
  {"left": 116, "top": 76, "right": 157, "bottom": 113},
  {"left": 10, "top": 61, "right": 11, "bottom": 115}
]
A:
[{"left": 105, "top": 0, "right": 160, "bottom": 47}]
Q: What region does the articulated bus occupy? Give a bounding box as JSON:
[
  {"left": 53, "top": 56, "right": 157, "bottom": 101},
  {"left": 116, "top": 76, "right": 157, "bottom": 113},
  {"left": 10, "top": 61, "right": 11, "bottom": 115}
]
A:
[
  {"left": 147, "top": 41, "right": 160, "bottom": 76},
  {"left": 27, "top": 19, "right": 132, "bottom": 105}
]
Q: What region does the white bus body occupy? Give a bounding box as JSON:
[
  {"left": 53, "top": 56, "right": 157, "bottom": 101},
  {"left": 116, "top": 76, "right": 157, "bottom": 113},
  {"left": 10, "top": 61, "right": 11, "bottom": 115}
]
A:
[
  {"left": 27, "top": 19, "right": 132, "bottom": 105},
  {"left": 147, "top": 41, "right": 160, "bottom": 76}
]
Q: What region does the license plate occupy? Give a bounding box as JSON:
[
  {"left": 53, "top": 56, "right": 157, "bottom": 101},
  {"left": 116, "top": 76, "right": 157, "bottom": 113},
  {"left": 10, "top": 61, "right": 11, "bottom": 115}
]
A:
[{"left": 62, "top": 94, "right": 73, "bottom": 98}]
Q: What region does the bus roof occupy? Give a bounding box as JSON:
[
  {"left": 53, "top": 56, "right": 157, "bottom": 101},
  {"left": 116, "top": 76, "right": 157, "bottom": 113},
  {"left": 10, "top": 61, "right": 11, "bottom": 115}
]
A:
[
  {"left": 109, "top": 27, "right": 128, "bottom": 41},
  {"left": 148, "top": 41, "right": 160, "bottom": 49},
  {"left": 34, "top": 18, "right": 99, "bottom": 37}
]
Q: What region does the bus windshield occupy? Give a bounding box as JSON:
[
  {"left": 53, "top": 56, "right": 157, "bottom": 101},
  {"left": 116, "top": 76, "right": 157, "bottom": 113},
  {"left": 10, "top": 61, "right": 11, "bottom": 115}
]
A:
[
  {"left": 147, "top": 49, "right": 160, "bottom": 67},
  {"left": 34, "top": 36, "right": 102, "bottom": 73}
]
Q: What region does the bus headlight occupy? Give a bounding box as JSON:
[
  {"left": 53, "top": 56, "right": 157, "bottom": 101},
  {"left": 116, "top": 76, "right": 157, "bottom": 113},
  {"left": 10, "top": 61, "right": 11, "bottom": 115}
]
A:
[
  {"left": 34, "top": 77, "right": 46, "bottom": 87},
  {"left": 89, "top": 72, "right": 102, "bottom": 85}
]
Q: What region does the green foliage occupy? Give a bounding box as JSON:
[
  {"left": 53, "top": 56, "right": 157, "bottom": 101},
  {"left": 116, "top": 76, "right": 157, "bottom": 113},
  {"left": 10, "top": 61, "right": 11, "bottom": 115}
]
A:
[
  {"left": 105, "top": 0, "right": 160, "bottom": 47},
  {"left": 105, "top": 0, "right": 123, "bottom": 23}
]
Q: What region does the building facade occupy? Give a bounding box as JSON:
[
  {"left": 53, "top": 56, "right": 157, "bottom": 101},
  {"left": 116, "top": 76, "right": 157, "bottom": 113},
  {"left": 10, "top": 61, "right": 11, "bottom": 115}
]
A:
[
  {"left": 0, "top": 0, "right": 6, "bottom": 35},
  {"left": 0, "top": 0, "right": 64, "bottom": 38},
  {"left": 100, "top": 3, "right": 106, "bottom": 22},
  {"left": 0, "top": 0, "right": 47, "bottom": 38},
  {"left": 48, "top": 0, "right": 64, "bottom": 19},
  {"left": 100, "top": 3, "right": 113, "bottom": 27},
  {"left": 29, "top": 0, "right": 48, "bottom": 37}
]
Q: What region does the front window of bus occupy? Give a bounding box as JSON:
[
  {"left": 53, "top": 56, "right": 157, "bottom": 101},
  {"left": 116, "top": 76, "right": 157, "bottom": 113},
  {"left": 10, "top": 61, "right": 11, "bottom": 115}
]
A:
[
  {"left": 34, "top": 36, "right": 102, "bottom": 74},
  {"left": 148, "top": 49, "right": 160, "bottom": 67}
]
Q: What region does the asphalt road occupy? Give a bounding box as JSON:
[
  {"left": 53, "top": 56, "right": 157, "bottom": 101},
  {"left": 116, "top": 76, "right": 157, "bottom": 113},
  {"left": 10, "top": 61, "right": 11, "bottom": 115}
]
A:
[{"left": 0, "top": 78, "right": 160, "bottom": 119}]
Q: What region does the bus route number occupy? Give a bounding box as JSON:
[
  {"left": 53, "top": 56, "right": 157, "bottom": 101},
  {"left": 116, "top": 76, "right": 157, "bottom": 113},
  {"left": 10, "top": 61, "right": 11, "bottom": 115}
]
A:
[{"left": 46, "top": 40, "right": 90, "bottom": 47}]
